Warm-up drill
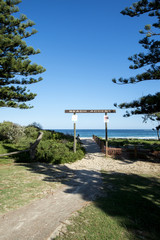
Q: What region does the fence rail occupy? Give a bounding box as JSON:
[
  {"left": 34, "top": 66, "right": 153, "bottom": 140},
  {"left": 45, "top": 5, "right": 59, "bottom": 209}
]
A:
[
  {"left": 0, "top": 132, "right": 43, "bottom": 160},
  {"left": 92, "top": 135, "right": 160, "bottom": 159},
  {"left": 93, "top": 135, "right": 122, "bottom": 157}
]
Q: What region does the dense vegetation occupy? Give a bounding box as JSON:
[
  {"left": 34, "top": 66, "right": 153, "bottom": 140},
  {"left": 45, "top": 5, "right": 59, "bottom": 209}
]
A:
[
  {"left": 0, "top": 0, "right": 45, "bottom": 109},
  {"left": 36, "top": 131, "right": 85, "bottom": 164},
  {"left": 113, "top": 0, "right": 160, "bottom": 121},
  {"left": 0, "top": 121, "right": 85, "bottom": 164}
]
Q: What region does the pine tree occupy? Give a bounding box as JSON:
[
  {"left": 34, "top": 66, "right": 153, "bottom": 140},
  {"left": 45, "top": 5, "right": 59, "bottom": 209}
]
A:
[
  {"left": 113, "top": 0, "right": 160, "bottom": 118},
  {"left": 0, "top": 0, "right": 46, "bottom": 109}
]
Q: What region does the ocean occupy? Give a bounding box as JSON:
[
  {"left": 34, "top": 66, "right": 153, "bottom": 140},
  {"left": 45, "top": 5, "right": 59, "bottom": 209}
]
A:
[{"left": 53, "top": 129, "right": 158, "bottom": 139}]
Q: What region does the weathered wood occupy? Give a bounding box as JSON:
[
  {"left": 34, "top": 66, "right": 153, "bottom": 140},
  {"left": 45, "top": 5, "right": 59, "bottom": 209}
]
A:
[
  {"left": 0, "top": 149, "right": 29, "bottom": 157},
  {"left": 65, "top": 109, "right": 116, "bottom": 113},
  {"left": 30, "top": 132, "right": 43, "bottom": 160},
  {"left": 0, "top": 132, "right": 43, "bottom": 159},
  {"left": 65, "top": 109, "right": 116, "bottom": 154},
  {"left": 105, "top": 113, "right": 108, "bottom": 157},
  {"left": 93, "top": 135, "right": 122, "bottom": 157},
  {"left": 73, "top": 113, "right": 76, "bottom": 153}
]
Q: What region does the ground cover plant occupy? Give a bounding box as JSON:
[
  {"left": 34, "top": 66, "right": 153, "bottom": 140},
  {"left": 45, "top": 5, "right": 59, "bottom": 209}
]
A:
[
  {"left": 55, "top": 172, "right": 160, "bottom": 240},
  {"left": 108, "top": 138, "right": 160, "bottom": 151}
]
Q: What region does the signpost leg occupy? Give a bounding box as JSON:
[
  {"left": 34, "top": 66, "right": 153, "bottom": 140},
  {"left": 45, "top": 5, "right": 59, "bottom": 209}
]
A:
[
  {"left": 105, "top": 113, "right": 108, "bottom": 157},
  {"left": 73, "top": 114, "right": 76, "bottom": 153}
]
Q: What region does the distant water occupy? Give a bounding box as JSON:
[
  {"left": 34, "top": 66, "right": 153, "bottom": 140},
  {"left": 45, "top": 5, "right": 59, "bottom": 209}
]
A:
[{"left": 52, "top": 129, "right": 158, "bottom": 139}]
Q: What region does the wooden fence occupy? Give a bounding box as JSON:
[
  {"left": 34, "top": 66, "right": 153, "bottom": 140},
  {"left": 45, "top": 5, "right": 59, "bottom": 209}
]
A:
[
  {"left": 0, "top": 132, "right": 43, "bottom": 160},
  {"left": 92, "top": 135, "right": 160, "bottom": 159},
  {"left": 93, "top": 135, "right": 122, "bottom": 157}
]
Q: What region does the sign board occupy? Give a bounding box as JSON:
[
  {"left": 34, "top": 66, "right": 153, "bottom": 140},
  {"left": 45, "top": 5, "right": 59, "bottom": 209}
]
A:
[
  {"left": 104, "top": 115, "right": 109, "bottom": 123},
  {"left": 65, "top": 109, "right": 116, "bottom": 113},
  {"left": 72, "top": 115, "right": 78, "bottom": 122}
]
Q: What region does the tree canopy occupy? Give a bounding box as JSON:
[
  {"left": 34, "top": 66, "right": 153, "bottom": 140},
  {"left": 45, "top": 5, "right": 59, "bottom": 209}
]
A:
[
  {"left": 113, "top": 0, "right": 160, "bottom": 118},
  {"left": 0, "top": 0, "right": 46, "bottom": 109}
]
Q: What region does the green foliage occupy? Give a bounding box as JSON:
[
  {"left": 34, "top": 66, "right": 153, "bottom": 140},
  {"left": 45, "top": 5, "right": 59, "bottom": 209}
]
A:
[
  {"left": 0, "top": 121, "right": 25, "bottom": 143},
  {"left": 109, "top": 138, "right": 160, "bottom": 150},
  {"left": 28, "top": 122, "right": 43, "bottom": 130},
  {"left": 42, "top": 130, "right": 54, "bottom": 140},
  {"left": 35, "top": 130, "right": 84, "bottom": 164},
  {"left": 52, "top": 132, "right": 74, "bottom": 142},
  {"left": 42, "top": 131, "right": 74, "bottom": 142},
  {"left": 24, "top": 126, "right": 39, "bottom": 140},
  {"left": 0, "top": 122, "right": 85, "bottom": 164},
  {"left": 113, "top": 0, "right": 160, "bottom": 118},
  {"left": 0, "top": 0, "right": 46, "bottom": 109},
  {"left": 36, "top": 139, "right": 84, "bottom": 164},
  {"left": 114, "top": 93, "right": 160, "bottom": 117}
]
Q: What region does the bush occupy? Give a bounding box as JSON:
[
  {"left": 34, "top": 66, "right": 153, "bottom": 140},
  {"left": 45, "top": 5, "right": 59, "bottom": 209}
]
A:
[
  {"left": 36, "top": 140, "right": 85, "bottom": 164},
  {"left": 24, "top": 126, "right": 39, "bottom": 140},
  {"left": 42, "top": 130, "right": 54, "bottom": 140},
  {"left": 0, "top": 121, "right": 25, "bottom": 143},
  {"left": 28, "top": 122, "right": 43, "bottom": 130},
  {"left": 41, "top": 130, "right": 74, "bottom": 143}
]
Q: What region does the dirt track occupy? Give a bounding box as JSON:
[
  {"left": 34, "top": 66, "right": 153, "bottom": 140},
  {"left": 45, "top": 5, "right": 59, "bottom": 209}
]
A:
[{"left": 0, "top": 139, "right": 159, "bottom": 240}]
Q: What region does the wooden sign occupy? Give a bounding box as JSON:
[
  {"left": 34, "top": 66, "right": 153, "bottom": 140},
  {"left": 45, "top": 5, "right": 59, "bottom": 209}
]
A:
[{"left": 65, "top": 109, "right": 116, "bottom": 113}]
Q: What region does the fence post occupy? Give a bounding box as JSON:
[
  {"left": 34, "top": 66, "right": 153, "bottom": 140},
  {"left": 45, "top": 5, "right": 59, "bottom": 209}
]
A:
[{"left": 134, "top": 145, "right": 137, "bottom": 159}]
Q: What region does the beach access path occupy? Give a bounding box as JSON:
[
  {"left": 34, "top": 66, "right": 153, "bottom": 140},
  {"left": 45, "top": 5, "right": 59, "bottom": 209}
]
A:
[{"left": 0, "top": 139, "right": 159, "bottom": 240}]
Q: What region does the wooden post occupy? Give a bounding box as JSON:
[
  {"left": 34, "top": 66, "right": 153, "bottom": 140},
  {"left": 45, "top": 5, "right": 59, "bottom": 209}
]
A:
[
  {"left": 73, "top": 113, "right": 76, "bottom": 153},
  {"left": 105, "top": 113, "right": 108, "bottom": 157},
  {"left": 134, "top": 145, "right": 137, "bottom": 159}
]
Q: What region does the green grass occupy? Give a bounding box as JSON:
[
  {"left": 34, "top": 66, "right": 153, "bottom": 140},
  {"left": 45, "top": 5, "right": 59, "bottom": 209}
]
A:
[
  {"left": 56, "top": 172, "right": 160, "bottom": 240},
  {"left": 108, "top": 138, "right": 160, "bottom": 151},
  {"left": 0, "top": 158, "right": 59, "bottom": 213}
]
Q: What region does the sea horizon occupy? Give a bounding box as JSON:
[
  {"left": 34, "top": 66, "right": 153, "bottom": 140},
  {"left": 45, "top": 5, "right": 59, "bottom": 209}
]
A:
[{"left": 50, "top": 129, "right": 158, "bottom": 140}]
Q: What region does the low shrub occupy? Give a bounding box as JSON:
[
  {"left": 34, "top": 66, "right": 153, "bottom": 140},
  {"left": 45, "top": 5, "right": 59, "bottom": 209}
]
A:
[
  {"left": 52, "top": 132, "right": 73, "bottom": 142},
  {"left": 36, "top": 140, "right": 85, "bottom": 164},
  {"left": 42, "top": 130, "right": 54, "bottom": 140},
  {"left": 0, "top": 121, "right": 25, "bottom": 143},
  {"left": 24, "top": 126, "right": 39, "bottom": 140}
]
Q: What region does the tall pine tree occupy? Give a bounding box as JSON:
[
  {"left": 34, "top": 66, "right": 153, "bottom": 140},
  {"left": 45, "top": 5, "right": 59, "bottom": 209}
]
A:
[
  {"left": 113, "top": 0, "right": 160, "bottom": 118},
  {"left": 0, "top": 0, "right": 46, "bottom": 109}
]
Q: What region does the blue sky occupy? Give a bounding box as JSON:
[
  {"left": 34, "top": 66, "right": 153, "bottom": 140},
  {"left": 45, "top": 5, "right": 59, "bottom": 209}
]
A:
[{"left": 1, "top": 0, "right": 159, "bottom": 129}]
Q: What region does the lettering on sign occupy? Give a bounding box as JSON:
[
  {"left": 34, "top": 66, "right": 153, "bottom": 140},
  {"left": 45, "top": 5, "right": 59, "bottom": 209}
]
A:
[{"left": 65, "top": 109, "right": 116, "bottom": 113}]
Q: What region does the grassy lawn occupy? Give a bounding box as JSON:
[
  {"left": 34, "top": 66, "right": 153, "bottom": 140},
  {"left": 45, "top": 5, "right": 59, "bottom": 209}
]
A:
[
  {"left": 108, "top": 138, "right": 160, "bottom": 151},
  {"left": 56, "top": 172, "right": 160, "bottom": 240},
  {"left": 0, "top": 130, "right": 85, "bottom": 214},
  {"left": 0, "top": 157, "right": 59, "bottom": 214}
]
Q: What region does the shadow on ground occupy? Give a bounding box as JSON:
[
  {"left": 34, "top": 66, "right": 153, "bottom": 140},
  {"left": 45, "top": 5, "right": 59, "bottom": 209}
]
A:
[
  {"left": 12, "top": 139, "right": 160, "bottom": 239},
  {"left": 95, "top": 172, "right": 160, "bottom": 240}
]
